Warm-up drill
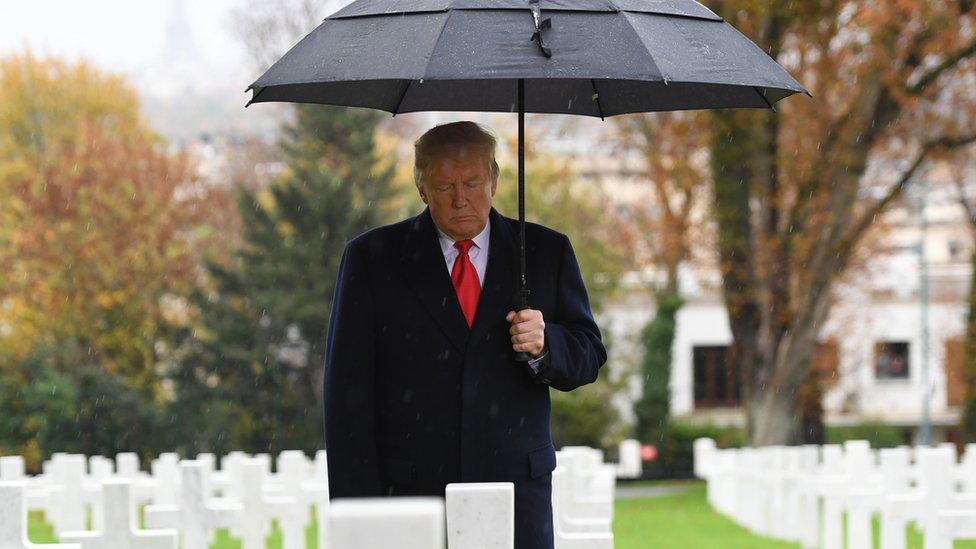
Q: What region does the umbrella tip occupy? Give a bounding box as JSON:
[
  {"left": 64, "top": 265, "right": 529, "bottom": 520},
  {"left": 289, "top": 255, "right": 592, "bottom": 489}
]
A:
[
  {"left": 805, "top": 90, "right": 814, "bottom": 98},
  {"left": 244, "top": 86, "right": 266, "bottom": 108}
]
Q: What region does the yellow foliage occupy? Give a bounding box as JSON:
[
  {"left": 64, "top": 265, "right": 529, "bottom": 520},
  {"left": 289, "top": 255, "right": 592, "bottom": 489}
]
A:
[{"left": 0, "top": 50, "right": 213, "bottom": 390}]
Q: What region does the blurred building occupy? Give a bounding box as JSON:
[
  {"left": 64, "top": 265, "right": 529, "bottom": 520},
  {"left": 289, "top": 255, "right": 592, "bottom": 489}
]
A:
[{"left": 592, "top": 153, "right": 975, "bottom": 445}]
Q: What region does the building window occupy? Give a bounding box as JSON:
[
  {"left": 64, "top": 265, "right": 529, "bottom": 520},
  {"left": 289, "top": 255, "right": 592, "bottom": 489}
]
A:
[
  {"left": 875, "top": 341, "right": 910, "bottom": 380},
  {"left": 948, "top": 239, "right": 961, "bottom": 260},
  {"left": 693, "top": 345, "right": 740, "bottom": 408}
]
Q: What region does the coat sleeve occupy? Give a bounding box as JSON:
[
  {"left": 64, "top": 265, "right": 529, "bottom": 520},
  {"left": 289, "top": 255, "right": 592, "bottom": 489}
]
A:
[
  {"left": 324, "top": 238, "right": 383, "bottom": 498},
  {"left": 527, "top": 233, "right": 608, "bottom": 392}
]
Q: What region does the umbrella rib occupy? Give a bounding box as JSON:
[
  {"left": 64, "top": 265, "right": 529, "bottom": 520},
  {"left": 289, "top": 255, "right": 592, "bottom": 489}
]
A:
[
  {"left": 392, "top": 80, "right": 412, "bottom": 117},
  {"left": 752, "top": 86, "right": 777, "bottom": 112},
  {"left": 419, "top": 10, "right": 454, "bottom": 87},
  {"left": 590, "top": 79, "right": 606, "bottom": 120}
]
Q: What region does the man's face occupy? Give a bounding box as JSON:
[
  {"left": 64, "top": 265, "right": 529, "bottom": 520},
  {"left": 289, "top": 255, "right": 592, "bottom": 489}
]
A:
[{"left": 417, "top": 146, "right": 498, "bottom": 241}]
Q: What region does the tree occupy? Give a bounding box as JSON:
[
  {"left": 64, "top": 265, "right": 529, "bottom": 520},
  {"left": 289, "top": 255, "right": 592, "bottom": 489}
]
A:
[
  {"left": 0, "top": 340, "right": 169, "bottom": 470},
  {"left": 707, "top": 1, "right": 976, "bottom": 444},
  {"left": 0, "top": 50, "right": 212, "bottom": 387},
  {"left": 0, "top": 50, "right": 220, "bottom": 461},
  {"left": 164, "top": 103, "right": 401, "bottom": 455},
  {"left": 949, "top": 150, "right": 976, "bottom": 442},
  {"left": 607, "top": 111, "right": 712, "bottom": 445}
]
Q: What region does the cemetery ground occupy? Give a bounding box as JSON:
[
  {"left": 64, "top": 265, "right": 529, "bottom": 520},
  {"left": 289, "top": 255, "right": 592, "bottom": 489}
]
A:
[
  {"left": 25, "top": 478, "right": 973, "bottom": 549},
  {"left": 19, "top": 479, "right": 756, "bottom": 548}
]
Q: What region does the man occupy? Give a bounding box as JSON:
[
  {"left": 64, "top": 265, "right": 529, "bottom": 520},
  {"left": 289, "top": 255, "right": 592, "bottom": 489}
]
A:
[{"left": 324, "top": 120, "right": 607, "bottom": 549}]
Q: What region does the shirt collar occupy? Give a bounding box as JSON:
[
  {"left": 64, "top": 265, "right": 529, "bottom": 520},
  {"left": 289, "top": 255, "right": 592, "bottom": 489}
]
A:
[{"left": 434, "top": 215, "right": 491, "bottom": 255}]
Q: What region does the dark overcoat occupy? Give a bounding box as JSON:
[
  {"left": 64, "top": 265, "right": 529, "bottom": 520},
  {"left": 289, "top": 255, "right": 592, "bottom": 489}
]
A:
[{"left": 324, "top": 205, "right": 607, "bottom": 548}]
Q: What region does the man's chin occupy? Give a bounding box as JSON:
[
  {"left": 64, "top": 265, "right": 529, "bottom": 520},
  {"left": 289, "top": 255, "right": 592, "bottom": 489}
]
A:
[{"left": 449, "top": 217, "right": 482, "bottom": 233}]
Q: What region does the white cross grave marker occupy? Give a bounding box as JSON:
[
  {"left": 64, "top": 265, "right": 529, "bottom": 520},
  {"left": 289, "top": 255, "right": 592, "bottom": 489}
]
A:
[
  {"left": 60, "top": 479, "right": 177, "bottom": 549},
  {"left": 235, "top": 458, "right": 303, "bottom": 549},
  {"left": 145, "top": 460, "right": 244, "bottom": 548},
  {"left": 0, "top": 481, "right": 80, "bottom": 549}
]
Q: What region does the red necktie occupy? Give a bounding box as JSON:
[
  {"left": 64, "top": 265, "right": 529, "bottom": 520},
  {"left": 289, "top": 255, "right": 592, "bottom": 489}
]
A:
[{"left": 451, "top": 239, "right": 481, "bottom": 327}]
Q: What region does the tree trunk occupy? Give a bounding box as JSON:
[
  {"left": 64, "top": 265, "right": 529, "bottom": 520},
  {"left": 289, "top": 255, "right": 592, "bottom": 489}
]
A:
[
  {"left": 744, "top": 318, "right": 826, "bottom": 445},
  {"left": 711, "top": 105, "right": 833, "bottom": 446},
  {"left": 961, "top": 249, "right": 976, "bottom": 442}
]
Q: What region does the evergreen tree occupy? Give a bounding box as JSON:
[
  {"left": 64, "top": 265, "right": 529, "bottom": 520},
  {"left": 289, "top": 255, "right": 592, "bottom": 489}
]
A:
[
  {"left": 166, "top": 105, "right": 399, "bottom": 455},
  {"left": 634, "top": 291, "right": 683, "bottom": 446}
]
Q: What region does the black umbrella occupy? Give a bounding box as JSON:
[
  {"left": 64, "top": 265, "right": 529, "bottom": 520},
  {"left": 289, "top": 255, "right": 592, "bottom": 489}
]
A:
[{"left": 246, "top": 0, "right": 810, "bottom": 361}]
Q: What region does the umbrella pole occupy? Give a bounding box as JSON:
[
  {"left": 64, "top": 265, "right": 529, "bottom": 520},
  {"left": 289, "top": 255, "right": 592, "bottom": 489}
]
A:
[{"left": 515, "top": 78, "right": 531, "bottom": 363}]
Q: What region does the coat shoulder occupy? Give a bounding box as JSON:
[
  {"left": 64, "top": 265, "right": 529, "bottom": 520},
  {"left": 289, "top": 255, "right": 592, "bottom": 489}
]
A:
[
  {"left": 343, "top": 215, "right": 416, "bottom": 257},
  {"left": 495, "top": 211, "right": 568, "bottom": 249}
]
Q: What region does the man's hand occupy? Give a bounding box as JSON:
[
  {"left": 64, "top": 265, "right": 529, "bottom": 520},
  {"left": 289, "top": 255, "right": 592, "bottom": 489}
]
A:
[{"left": 505, "top": 309, "right": 546, "bottom": 358}]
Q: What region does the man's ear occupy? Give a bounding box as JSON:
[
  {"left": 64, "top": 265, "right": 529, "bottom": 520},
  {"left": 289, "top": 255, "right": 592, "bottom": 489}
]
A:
[
  {"left": 489, "top": 176, "right": 498, "bottom": 197},
  {"left": 417, "top": 183, "right": 429, "bottom": 204}
]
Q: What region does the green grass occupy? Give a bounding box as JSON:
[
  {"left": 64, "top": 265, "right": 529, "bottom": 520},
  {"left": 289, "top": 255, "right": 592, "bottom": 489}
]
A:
[
  {"left": 612, "top": 482, "right": 976, "bottom": 549},
  {"left": 24, "top": 485, "right": 976, "bottom": 548},
  {"left": 613, "top": 483, "right": 797, "bottom": 548},
  {"left": 27, "top": 509, "right": 319, "bottom": 549}
]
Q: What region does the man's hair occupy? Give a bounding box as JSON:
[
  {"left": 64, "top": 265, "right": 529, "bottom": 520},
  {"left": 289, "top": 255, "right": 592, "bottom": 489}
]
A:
[{"left": 413, "top": 121, "right": 500, "bottom": 187}]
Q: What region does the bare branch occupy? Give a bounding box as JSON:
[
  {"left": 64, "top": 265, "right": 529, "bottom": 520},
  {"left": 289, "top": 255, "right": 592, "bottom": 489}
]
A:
[
  {"left": 951, "top": 176, "right": 976, "bottom": 230},
  {"left": 836, "top": 133, "right": 976, "bottom": 259},
  {"left": 906, "top": 38, "right": 976, "bottom": 95}
]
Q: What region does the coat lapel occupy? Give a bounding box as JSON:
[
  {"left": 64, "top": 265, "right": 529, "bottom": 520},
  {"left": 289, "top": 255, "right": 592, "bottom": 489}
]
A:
[
  {"left": 401, "top": 207, "right": 470, "bottom": 353},
  {"left": 400, "top": 206, "right": 518, "bottom": 354},
  {"left": 469, "top": 207, "right": 518, "bottom": 347}
]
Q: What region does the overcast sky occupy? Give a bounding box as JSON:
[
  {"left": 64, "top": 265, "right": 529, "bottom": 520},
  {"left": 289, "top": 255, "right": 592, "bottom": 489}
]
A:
[
  {"left": 0, "top": 0, "right": 248, "bottom": 71},
  {"left": 0, "top": 0, "right": 592, "bottom": 143}
]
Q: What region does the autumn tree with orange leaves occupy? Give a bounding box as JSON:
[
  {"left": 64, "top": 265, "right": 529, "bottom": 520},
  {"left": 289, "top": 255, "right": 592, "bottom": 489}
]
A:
[
  {"left": 0, "top": 51, "right": 225, "bottom": 463},
  {"left": 706, "top": 0, "right": 976, "bottom": 444},
  {"left": 608, "top": 111, "right": 712, "bottom": 446}
]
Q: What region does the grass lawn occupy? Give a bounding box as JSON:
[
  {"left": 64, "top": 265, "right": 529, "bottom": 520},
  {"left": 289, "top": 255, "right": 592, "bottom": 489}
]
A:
[
  {"left": 614, "top": 483, "right": 797, "bottom": 548},
  {"left": 25, "top": 482, "right": 976, "bottom": 548},
  {"left": 614, "top": 482, "right": 976, "bottom": 549}
]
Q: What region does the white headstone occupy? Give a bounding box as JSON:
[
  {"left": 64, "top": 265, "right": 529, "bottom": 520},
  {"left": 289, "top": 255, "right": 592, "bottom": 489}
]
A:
[
  {"left": 113, "top": 453, "right": 156, "bottom": 507},
  {"left": 926, "top": 509, "right": 976, "bottom": 549},
  {"left": 234, "top": 458, "right": 303, "bottom": 549},
  {"left": 47, "top": 454, "right": 87, "bottom": 534},
  {"left": 150, "top": 454, "right": 180, "bottom": 506},
  {"left": 114, "top": 454, "right": 141, "bottom": 480},
  {"left": 274, "top": 451, "right": 324, "bottom": 549},
  {"left": 0, "top": 481, "right": 80, "bottom": 549},
  {"left": 0, "top": 457, "right": 25, "bottom": 480},
  {"left": 551, "top": 467, "right": 613, "bottom": 549},
  {"left": 446, "top": 482, "right": 514, "bottom": 549},
  {"left": 329, "top": 497, "right": 445, "bottom": 549},
  {"left": 59, "top": 479, "right": 177, "bottom": 549},
  {"left": 145, "top": 460, "right": 243, "bottom": 549}
]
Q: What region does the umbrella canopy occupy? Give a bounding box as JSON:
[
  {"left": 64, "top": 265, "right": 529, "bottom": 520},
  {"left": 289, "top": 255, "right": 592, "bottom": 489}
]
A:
[
  {"left": 246, "top": 0, "right": 810, "bottom": 361},
  {"left": 246, "top": 0, "right": 810, "bottom": 115}
]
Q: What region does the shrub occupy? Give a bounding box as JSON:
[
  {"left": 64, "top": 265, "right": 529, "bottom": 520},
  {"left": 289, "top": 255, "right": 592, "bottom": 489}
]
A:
[
  {"left": 641, "top": 420, "right": 744, "bottom": 479},
  {"left": 825, "top": 421, "right": 908, "bottom": 448}
]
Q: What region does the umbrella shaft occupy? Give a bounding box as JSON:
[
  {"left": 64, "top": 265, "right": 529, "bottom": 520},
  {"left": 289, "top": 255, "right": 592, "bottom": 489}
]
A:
[
  {"left": 518, "top": 79, "right": 526, "bottom": 292},
  {"left": 515, "top": 78, "right": 530, "bottom": 363}
]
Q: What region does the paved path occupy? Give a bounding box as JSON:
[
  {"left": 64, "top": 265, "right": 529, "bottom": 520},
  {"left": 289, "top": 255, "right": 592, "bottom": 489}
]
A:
[{"left": 614, "top": 483, "right": 694, "bottom": 500}]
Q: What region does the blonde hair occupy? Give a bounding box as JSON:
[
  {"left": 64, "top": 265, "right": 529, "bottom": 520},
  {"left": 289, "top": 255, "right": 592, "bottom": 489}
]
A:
[{"left": 413, "top": 121, "right": 500, "bottom": 187}]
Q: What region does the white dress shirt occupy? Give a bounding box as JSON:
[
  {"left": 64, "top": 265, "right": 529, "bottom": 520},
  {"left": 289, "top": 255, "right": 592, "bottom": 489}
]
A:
[
  {"left": 434, "top": 217, "right": 490, "bottom": 286},
  {"left": 431, "top": 215, "right": 548, "bottom": 370}
]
